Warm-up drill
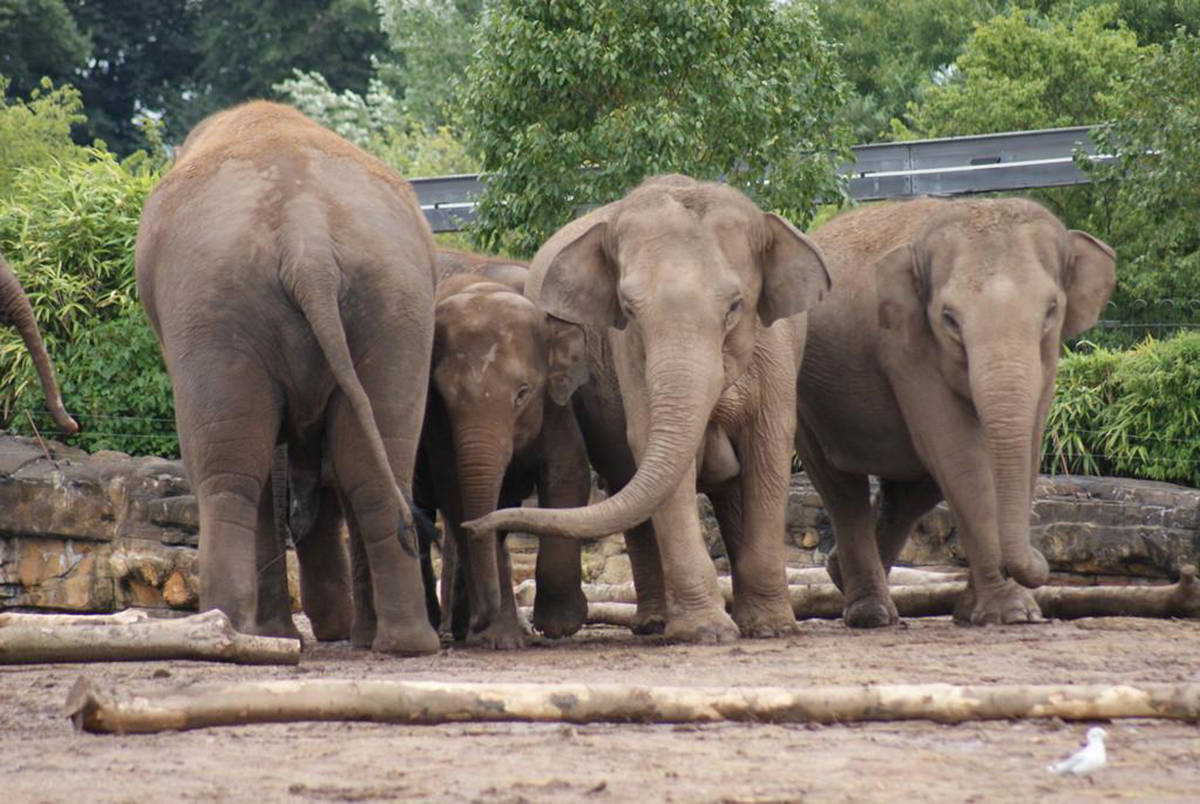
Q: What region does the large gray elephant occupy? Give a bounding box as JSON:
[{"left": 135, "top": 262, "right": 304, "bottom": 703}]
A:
[
  {"left": 467, "top": 175, "right": 830, "bottom": 643},
  {"left": 796, "top": 197, "right": 1115, "bottom": 627},
  {"left": 415, "top": 250, "right": 590, "bottom": 648},
  {"left": 0, "top": 253, "right": 78, "bottom": 436},
  {"left": 136, "top": 101, "right": 440, "bottom": 655}
]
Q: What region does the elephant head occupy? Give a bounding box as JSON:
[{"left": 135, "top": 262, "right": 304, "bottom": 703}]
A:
[
  {"left": 875, "top": 198, "right": 1115, "bottom": 589},
  {"left": 0, "top": 254, "right": 78, "bottom": 436},
  {"left": 467, "top": 175, "right": 829, "bottom": 539},
  {"left": 431, "top": 278, "right": 584, "bottom": 522}
]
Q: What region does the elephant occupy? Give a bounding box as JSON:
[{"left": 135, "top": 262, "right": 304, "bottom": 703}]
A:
[
  {"left": 794, "top": 197, "right": 1115, "bottom": 627},
  {"left": 466, "top": 175, "right": 831, "bottom": 643},
  {"left": 414, "top": 249, "right": 591, "bottom": 648},
  {"left": 135, "top": 100, "right": 440, "bottom": 655},
  {"left": 0, "top": 253, "right": 78, "bottom": 436}
]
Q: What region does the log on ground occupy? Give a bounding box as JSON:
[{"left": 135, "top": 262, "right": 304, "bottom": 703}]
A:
[
  {"left": 65, "top": 676, "right": 1200, "bottom": 735},
  {"left": 0, "top": 609, "right": 299, "bottom": 666}
]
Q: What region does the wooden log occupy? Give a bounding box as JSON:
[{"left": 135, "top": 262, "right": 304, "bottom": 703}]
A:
[
  {"left": 0, "top": 609, "right": 299, "bottom": 666},
  {"left": 64, "top": 676, "right": 1200, "bottom": 734},
  {"left": 0, "top": 609, "right": 150, "bottom": 627},
  {"left": 785, "top": 566, "right": 965, "bottom": 586}
]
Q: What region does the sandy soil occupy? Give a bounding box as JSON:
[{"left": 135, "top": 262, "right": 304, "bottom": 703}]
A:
[{"left": 2, "top": 614, "right": 1199, "bottom": 803}]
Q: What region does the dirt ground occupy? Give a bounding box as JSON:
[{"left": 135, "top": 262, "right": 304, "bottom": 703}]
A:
[{"left": 2, "top": 614, "right": 1199, "bottom": 803}]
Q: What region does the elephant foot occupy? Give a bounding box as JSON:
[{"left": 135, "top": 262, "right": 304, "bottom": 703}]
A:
[
  {"left": 734, "top": 599, "right": 800, "bottom": 638},
  {"left": 842, "top": 592, "right": 899, "bottom": 629},
  {"left": 631, "top": 609, "right": 667, "bottom": 636},
  {"left": 953, "top": 580, "right": 1046, "bottom": 626},
  {"left": 824, "top": 548, "right": 845, "bottom": 593},
  {"left": 664, "top": 609, "right": 740, "bottom": 644},
  {"left": 467, "top": 617, "right": 530, "bottom": 650},
  {"left": 533, "top": 588, "right": 588, "bottom": 639},
  {"left": 254, "top": 614, "right": 303, "bottom": 641},
  {"left": 350, "top": 615, "right": 376, "bottom": 649},
  {"left": 371, "top": 619, "right": 441, "bottom": 655},
  {"left": 307, "top": 611, "right": 353, "bottom": 642}
]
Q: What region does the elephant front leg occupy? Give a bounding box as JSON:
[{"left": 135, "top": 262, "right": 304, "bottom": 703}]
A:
[
  {"left": 653, "top": 463, "right": 739, "bottom": 643},
  {"left": 710, "top": 483, "right": 797, "bottom": 639},
  {"left": 533, "top": 404, "right": 591, "bottom": 638}
]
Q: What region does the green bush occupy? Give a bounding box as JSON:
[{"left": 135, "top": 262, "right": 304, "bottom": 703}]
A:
[
  {"left": 1044, "top": 332, "right": 1200, "bottom": 486},
  {"left": 0, "top": 150, "right": 177, "bottom": 455},
  {"left": 0, "top": 76, "right": 90, "bottom": 198}
]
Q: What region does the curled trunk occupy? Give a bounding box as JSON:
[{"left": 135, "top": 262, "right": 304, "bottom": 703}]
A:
[
  {"left": 465, "top": 347, "right": 721, "bottom": 540},
  {"left": 0, "top": 258, "right": 77, "bottom": 435}
]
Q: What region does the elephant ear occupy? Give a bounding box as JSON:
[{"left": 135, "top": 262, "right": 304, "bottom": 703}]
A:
[
  {"left": 875, "top": 243, "right": 926, "bottom": 338},
  {"left": 1062, "top": 230, "right": 1116, "bottom": 339},
  {"left": 545, "top": 317, "right": 589, "bottom": 406},
  {"left": 537, "top": 221, "right": 626, "bottom": 330},
  {"left": 759, "top": 214, "right": 832, "bottom": 325}
]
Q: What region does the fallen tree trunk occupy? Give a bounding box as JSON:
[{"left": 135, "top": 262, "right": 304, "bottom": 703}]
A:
[
  {"left": 64, "top": 676, "right": 1200, "bottom": 734},
  {"left": 549, "top": 566, "right": 1199, "bottom": 624},
  {"left": 0, "top": 609, "right": 149, "bottom": 627},
  {"left": 0, "top": 609, "right": 300, "bottom": 666}
]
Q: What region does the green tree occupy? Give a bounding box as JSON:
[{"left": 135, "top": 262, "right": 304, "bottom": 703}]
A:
[
  {"left": 1085, "top": 31, "right": 1200, "bottom": 328},
  {"left": 1017, "top": 0, "right": 1200, "bottom": 45},
  {"left": 67, "top": 0, "right": 202, "bottom": 154},
  {"left": 0, "top": 0, "right": 91, "bottom": 97},
  {"left": 0, "top": 149, "right": 175, "bottom": 454},
  {"left": 0, "top": 77, "right": 89, "bottom": 197},
  {"left": 375, "top": 0, "right": 482, "bottom": 128},
  {"left": 464, "top": 0, "right": 850, "bottom": 258},
  {"left": 815, "top": 0, "right": 1003, "bottom": 142},
  {"left": 898, "top": 4, "right": 1146, "bottom": 138},
  {"left": 186, "top": 0, "right": 386, "bottom": 131}
]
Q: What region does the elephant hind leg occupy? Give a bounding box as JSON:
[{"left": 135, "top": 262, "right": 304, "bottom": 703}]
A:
[
  {"left": 294, "top": 484, "right": 354, "bottom": 641},
  {"left": 173, "top": 353, "right": 283, "bottom": 637},
  {"left": 873, "top": 476, "right": 943, "bottom": 573},
  {"left": 326, "top": 394, "right": 439, "bottom": 656}
]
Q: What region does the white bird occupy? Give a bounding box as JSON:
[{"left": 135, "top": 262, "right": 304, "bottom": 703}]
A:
[{"left": 1046, "top": 726, "right": 1107, "bottom": 775}]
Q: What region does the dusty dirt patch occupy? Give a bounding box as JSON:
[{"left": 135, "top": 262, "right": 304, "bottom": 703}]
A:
[{"left": 3, "top": 615, "right": 1199, "bottom": 803}]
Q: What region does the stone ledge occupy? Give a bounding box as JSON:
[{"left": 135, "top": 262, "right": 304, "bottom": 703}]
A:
[{"left": 1, "top": 434, "right": 1197, "bottom": 612}]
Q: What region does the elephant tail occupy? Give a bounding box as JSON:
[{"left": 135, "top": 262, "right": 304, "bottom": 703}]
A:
[{"left": 285, "top": 248, "right": 420, "bottom": 556}]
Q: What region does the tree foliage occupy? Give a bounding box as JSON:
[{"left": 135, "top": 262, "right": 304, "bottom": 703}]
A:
[
  {"left": 0, "top": 151, "right": 176, "bottom": 454},
  {"left": 814, "top": 0, "right": 1003, "bottom": 142},
  {"left": 464, "top": 0, "right": 850, "bottom": 258},
  {"left": 0, "top": 0, "right": 91, "bottom": 97},
  {"left": 897, "top": 4, "right": 1146, "bottom": 138},
  {"left": 0, "top": 77, "right": 90, "bottom": 198},
  {"left": 1083, "top": 30, "right": 1200, "bottom": 330}
]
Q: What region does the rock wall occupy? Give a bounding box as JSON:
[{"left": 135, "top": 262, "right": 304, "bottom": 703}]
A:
[{"left": 1, "top": 434, "right": 1197, "bottom": 612}]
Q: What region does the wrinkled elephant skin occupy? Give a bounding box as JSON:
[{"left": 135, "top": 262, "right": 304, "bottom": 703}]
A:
[
  {"left": 466, "top": 175, "right": 831, "bottom": 643},
  {"left": 415, "top": 254, "right": 590, "bottom": 649},
  {"left": 797, "top": 198, "right": 1115, "bottom": 627},
  {"left": 136, "top": 101, "right": 440, "bottom": 655}
]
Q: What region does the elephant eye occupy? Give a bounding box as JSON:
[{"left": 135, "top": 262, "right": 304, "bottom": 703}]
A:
[
  {"left": 1044, "top": 301, "right": 1059, "bottom": 330},
  {"left": 941, "top": 309, "right": 961, "bottom": 339},
  {"left": 513, "top": 384, "right": 532, "bottom": 408},
  {"left": 620, "top": 302, "right": 635, "bottom": 321},
  {"left": 725, "top": 298, "right": 743, "bottom": 328}
]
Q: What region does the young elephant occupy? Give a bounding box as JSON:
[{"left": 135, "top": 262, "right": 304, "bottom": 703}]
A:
[
  {"left": 136, "top": 101, "right": 439, "bottom": 655},
  {"left": 0, "top": 253, "right": 78, "bottom": 436},
  {"left": 417, "top": 252, "right": 590, "bottom": 648},
  {"left": 467, "top": 175, "right": 831, "bottom": 643},
  {"left": 796, "top": 197, "right": 1115, "bottom": 627}
]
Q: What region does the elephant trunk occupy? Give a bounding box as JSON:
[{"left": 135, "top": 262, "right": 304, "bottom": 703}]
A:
[
  {"left": 0, "top": 259, "right": 78, "bottom": 435},
  {"left": 452, "top": 425, "right": 509, "bottom": 523},
  {"left": 464, "top": 343, "right": 722, "bottom": 539},
  {"left": 971, "top": 351, "right": 1049, "bottom": 589}
]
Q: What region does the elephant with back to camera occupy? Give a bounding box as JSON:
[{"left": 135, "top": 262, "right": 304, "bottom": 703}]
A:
[
  {"left": 0, "top": 253, "right": 78, "bottom": 436},
  {"left": 135, "top": 100, "right": 440, "bottom": 655},
  {"left": 467, "top": 175, "right": 831, "bottom": 643},
  {"left": 795, "top": 197, "right": 1115, "bottom": 627},
  {"left": 413, "top": 249, "right": 590, "bottom": 648}
]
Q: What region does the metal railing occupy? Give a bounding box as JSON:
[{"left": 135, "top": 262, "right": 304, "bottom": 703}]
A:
[{"left": 410, "top": 126, "right": 1110, "bottom": 232}]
